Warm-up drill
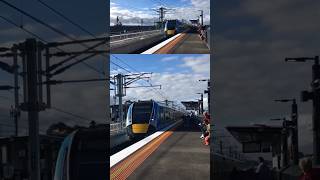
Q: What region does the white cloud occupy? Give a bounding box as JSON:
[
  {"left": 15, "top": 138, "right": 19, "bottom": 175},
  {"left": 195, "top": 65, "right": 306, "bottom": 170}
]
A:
[
  {"left": 161, "top": 56, "right": 179, "bottom": 62},
  {"left": 110, "top": 56, "right": 210, "bottom": 110},
  {"left": 110, "top": 0, "right": 210, "bottom": 25},
  {"left": 180, "top": 54, "right": 210, "bottom": 74},
  {"left": 121, "top": 72, "right": 209, "bottom": 110},
  {"left": 110, "top": 2, "right": 157, "bottom": 26}
]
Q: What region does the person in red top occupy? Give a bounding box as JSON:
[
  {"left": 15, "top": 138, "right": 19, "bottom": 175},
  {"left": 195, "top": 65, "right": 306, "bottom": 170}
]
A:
[
  {"left": 203, "top": 112, "right": 210, "bottom": 145},
  {"left": 299, "top": 158, "right": 320, "bottom": 180},
  {"left": 204, "top": 112, "right": 210, "bottom": 126}
]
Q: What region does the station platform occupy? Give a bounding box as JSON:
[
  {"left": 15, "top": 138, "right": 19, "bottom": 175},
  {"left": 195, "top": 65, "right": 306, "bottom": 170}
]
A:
[
  {"left": 110, "top": 121, "right": 210, "bottom": 180},
  {"left": 161, "top": 33, "right": 209, "bottom": 54}
]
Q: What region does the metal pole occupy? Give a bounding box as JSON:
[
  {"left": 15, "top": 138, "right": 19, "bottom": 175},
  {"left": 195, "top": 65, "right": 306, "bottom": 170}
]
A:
[
  {"left": 313, "top": 57, "right": 320, "bottom": 164},
  {"left": 37, "top": 42, "right": 43, "bottom": 104},
  {"left": 200, "top": 10, "right": 203, "bottom": 26},
  {"left": 13, "top": 45, "right": 19, "bottom": 136},
  {"left": 25, "top": 38, "right": 40, "bottom": 180},
  {"left": 207, "top": 81, "right": 210, "bottom": 114},
  {"left": 45, "top": 46, "right": 51, "bottom": 108},
  {"left": 281, "top": 126, "right": 288, "bottom": 167},
  {"left": 198, "top": 99, "right": 201, "bottom": 115},
  {"left": 117, "top": 74, "right": 123, "bottom": 123},
  {"left": 201, "top": 93, "right": 204, "bottom": 114},
  {"left": 291, "top": 99, "right": 299, "bottom": 164}
]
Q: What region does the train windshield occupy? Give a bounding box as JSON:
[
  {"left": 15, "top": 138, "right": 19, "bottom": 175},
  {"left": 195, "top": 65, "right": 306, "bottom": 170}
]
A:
[
  {"left": 132, "top": 102, "right": 153, "bottom": 124},
  {"left": 166, "top": 20, "right": 176, "bottom": 30},
  {"left": 69, "top": 129, "right": 107, "bottom": 180}
]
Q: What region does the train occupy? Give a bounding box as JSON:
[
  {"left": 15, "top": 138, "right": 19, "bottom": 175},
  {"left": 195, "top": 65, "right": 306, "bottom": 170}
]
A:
[
  {"left": 125, "top": 100, "right": 185, "bottom": 139},
  {"left": 164, "top": 19, "right": 185, "bottom": 37},
  {"left": 53, "top": 126, "right": 107, "bottom": 180}
]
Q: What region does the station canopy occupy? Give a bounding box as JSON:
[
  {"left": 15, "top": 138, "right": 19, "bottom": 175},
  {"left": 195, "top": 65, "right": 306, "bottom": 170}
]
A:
[
  {"left": 226, "top": 125, "right": 283, "bottom": 153},
  {"left": 190, "top": 19, "right": 199, "bottom": 24},
  {"left": 181, "top": 101, "right": 199, "bottom": 111}
]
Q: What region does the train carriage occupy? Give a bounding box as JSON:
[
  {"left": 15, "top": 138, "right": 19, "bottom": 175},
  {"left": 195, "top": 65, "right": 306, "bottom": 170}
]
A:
[
  {"left": 53, "top": 126, "right": 107, "bottom": 180},
  {"left": 164, "top": 20, "right": 184, "bottom": 37},
  {"left": 126, "top": 100, "right": 185, "bottom": 139}
]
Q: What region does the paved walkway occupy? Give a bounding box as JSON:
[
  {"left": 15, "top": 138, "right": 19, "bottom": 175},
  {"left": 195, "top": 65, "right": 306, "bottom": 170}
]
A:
[{"left": 127, "top": 122, "right": 210, "bottom": 180}]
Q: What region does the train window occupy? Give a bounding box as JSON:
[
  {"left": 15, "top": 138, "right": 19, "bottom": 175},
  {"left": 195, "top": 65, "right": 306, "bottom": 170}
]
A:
[
  {"left": 166, "top": 20, "right": 176, "bottom": 30},
  {"left": 132, "top": 102, "right": 153, "bottom": 123},
  {"left": 69, "top": 129, "right": 107, "bottom": 180}
]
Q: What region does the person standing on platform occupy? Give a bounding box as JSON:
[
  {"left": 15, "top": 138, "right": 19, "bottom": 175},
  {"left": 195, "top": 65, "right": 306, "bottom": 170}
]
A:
[
  {"left": 255, "top": 157, "right": 271, "bottom": 180},
  {"left": 299, "top": 158, "right": 320, "bottom": 180},
  {"left": 203, "top": 112, "right": 210, "bottom": 145}
]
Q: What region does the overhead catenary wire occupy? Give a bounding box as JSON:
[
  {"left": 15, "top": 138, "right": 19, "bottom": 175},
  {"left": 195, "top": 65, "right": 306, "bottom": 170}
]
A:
[
  {"left": 50, "top": 106, "right": 96, "bottom": 123},
  {"left": 33, "top": 0, "right": 109, "bottom": 75},
  {"left": 0, "top": 0, "right": 105, "bottom": 75},
  {"left": 42, "top": 78, "right": 109, "bottom": 85},
  {"left": 0, "top": 15, "right": 48, "bottom": 43},
  {"left": 2, "top": 91, "right": 94, "bottom": 130},
  {"left": 111, "top": 55, "right": 168, "bottom": 100},
  {"left": 27, "top": 0, "right": 156, "bottom": 80},
  {"left": 32, "top": 0, "right": 144, "bottom": 77},
  {"left": 36, "top": 0, "right": 95, "bottom": 37},
  {"left": 0, "top": 15, "right": 104, "bottom": 75}
]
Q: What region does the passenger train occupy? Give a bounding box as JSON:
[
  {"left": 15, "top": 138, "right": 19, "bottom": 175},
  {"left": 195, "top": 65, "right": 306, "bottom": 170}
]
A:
[
  {"left": 126, "top": 100, "right": 185, "bottom": 139},
  {"left": 53, "top": 126, "right": 107, "bottom": 180},
  {"left": 164, "top": 19, "right": 185, "bottom": 37}
]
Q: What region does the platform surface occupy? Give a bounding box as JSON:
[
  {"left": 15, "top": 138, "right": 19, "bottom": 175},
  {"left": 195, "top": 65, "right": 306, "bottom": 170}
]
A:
[
  {"left": 169, "top": 32, "right": 210, "bottom": 54},
  {"left": 127, "top": 121, "right": 210, "bottom": 180}
]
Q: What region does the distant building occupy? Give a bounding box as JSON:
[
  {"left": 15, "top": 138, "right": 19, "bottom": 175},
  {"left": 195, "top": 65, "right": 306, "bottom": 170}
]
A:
[
  {"left": 0, "top": 135, "right": 63, "bottom": 180},
  {"left": 110, "top": 101, "right": 133, "bottom": 122}
]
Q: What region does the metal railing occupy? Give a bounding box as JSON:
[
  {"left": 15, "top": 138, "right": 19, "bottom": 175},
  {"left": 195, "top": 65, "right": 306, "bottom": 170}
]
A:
[
  {"left": 199, "top": 26, "right": 210, "bottom": 49},
  {"left": 110, "top": 122, "right": 126, "bottom": 134},
  {"left": 110, "top": 30, "right": 163, "bottom": 42}
]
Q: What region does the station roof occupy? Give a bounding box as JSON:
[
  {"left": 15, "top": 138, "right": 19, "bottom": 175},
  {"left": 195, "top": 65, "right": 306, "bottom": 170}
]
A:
[
  {"left": 181, "top": 101, "right": 199, "bottom": 110},
  {"left": 226, "top": 125, "right": 283, "bottom": 153},
  {"left": 190, "top": 20, "right": 199, "bottom": 24},
  {"left": 226, "top": 125, "right": 283, "bottom": 143}
]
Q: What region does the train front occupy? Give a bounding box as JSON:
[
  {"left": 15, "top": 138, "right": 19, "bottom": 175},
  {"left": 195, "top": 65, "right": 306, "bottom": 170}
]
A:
[
  {"left": 126, "top": 101, "right": 156, "bottom": 139},
  {"left": 164, "top": 20, "right": 177, "bottom": 37}
]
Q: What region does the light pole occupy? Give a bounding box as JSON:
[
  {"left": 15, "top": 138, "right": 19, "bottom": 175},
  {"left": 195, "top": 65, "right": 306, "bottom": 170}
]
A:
[
  {"left": 197, "top": 93, "right": 203, "bottom": 114},
  {"left": 285, "top": 56, "right": 320, "bottom": 164},
  {"left": 271, "top": 117, "right": 293, "bottom": 167},
  {"left": 199, "top": 79, "right": 210, "bottom": 114},
  {"left": 199, "top": 10, "right": 203, "bottom": 27},
  {"left": 274, "top": 98, "right": 299, "bottom": 165}
]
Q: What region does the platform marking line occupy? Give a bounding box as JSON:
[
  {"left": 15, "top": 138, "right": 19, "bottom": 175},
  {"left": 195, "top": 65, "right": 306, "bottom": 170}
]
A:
[
  {"left": 110, "top": 121, "right": 181, "bottom": 167},
  {"left": 141, "top": 33, "right": 181, "bottom": 54},
  {"left": 154, "top": 33, "right": 187, "bottom": 54},
  {"left": 110, "top": 122, "right": 181, "bottom": 180},
  {"left": 110, "top": 130, "right": 172, "bottom": 179},
  {"left": 121, "top": 132, "right": 172, "bottom": 180}
]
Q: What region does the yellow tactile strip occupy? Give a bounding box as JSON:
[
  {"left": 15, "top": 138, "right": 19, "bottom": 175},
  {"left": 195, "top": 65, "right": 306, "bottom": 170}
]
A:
[{"left": 110, "top": 123, "right": 180, "bottom": 180}]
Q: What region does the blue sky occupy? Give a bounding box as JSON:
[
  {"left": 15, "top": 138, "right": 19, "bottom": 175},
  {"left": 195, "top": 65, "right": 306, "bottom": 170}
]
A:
[
  {"left": 110, "top": 54, "right": 203, "bottom": 74},
  {"left": 110, "top": 0, "right": 210, "bottom": 25},
  {"left": 110, "top": 54, "right": 210, "bottom": 110},
  {"left": 112, "top": 0, "right": 192, "bottom": 9}
]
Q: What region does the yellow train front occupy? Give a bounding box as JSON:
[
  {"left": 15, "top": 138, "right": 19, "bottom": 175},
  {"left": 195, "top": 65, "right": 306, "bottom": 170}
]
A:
[
  {"left": 164, "top": 20, "right": 180, "bottom": 37},
  {"left": 126, "top": 100, "right": 184, "bottom": 140}
]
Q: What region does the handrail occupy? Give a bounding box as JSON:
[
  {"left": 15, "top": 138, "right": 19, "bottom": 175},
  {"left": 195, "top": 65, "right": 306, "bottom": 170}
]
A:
[
  {"left": 110, "top": 30, "right": 163, "bottom": 42},
  {"left": 110, "top": 122, "right": 126, "bottom": 133},
  {"left": 110, "top": 30, "right": 161, "bottom": 37}
]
